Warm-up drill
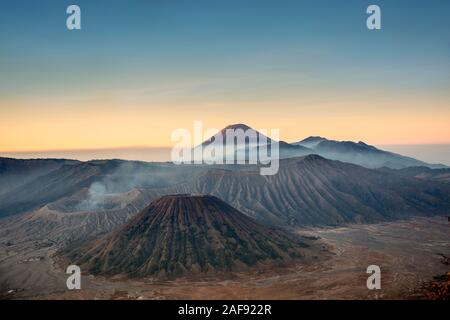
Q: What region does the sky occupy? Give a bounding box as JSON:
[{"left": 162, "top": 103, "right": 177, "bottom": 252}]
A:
[{"left": 0, "top": 0, "right": 449, "bottom": 154}]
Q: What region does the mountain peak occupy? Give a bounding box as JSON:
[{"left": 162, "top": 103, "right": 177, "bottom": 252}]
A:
[
  {"left": 293, "top": 136, "right": 328, "bottom": 148},
  {"left": 200, "top": 123, "right": 273, "bottom": 147},
  {"left": 301, "top": 136, "right": 327, "bottom": 142},
  {"left": 222, "top": 123, "right": 253, "bottom": 131}
]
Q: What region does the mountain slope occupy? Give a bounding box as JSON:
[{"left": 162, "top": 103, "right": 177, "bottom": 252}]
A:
[
  {"left": 0, "top": 157, "right": 78, "bottom": 196},
  {"left": 67, "top": 195, "right": 320, "bottom": 278},
  {"left": 380, "top": 166, "right": 450, "bottom": 183},
  {"left": 172, "top": 155, "right": 450, "bottom": 226},
  {"left": 5, "top": 155, "right": 449, "bottom": 228},
  {"left": 0, "top": 160, "right": 118, "bottom": 217},
  {"left": 0, "top": 159, "right": 209, "bottom": 218}
]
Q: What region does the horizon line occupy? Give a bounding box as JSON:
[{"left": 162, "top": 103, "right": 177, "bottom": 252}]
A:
[{"left": 2, "top": 142, "right": 450, "bottom": 154}]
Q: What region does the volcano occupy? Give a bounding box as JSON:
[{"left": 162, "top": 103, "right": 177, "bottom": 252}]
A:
[
  {"left": 171, "top": 155, "right": 450, "bottom": 226},
  {"left": 67, "top": 195, "right": 319, "bottom": 278}
]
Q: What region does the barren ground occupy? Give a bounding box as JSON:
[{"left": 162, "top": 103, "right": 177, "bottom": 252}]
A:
[{"left": 0, "top": 216, "right": 448, "bottom": 300}]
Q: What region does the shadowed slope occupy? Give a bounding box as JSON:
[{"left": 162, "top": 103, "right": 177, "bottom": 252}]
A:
[{"left": 173, "top": 155, "right": 450, "bottom": 226}]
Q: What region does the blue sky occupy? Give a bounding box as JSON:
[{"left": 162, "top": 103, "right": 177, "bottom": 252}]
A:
[
  {"left": 0, "top": 0, "right": 449, "bottom": 151},
  {"left": 1, "top": 0, "right": 449, "bottom": 98}
]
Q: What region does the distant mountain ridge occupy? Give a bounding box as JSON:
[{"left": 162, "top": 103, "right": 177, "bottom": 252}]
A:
[
  {"left": 196, "top": 124, "right": 311, "bottom": 162},
  {"left": 293, "top": 136, "right": 445, "bottom": 169},
  {"left": 196, "top": 124, "right": 445, "bottom": 169}
]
